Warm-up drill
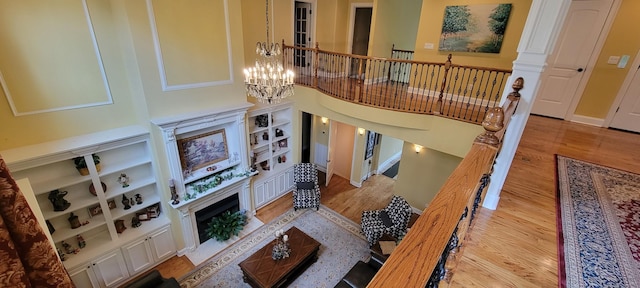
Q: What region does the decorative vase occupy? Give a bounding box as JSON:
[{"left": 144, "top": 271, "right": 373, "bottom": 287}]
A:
[{"left": 68, "top": 213, "right": 81, "bottom": 229}]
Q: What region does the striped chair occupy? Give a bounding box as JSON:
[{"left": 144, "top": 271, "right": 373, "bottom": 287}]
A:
[{"left": 293, "top": 163, "right": 321, "bottom": 211}]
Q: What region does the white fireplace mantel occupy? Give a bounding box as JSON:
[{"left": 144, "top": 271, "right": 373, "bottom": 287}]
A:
[{"left": 151, "top": 102, "right": 254, "bottom": 252}]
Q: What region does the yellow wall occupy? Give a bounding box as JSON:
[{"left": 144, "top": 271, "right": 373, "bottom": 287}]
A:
[
  {"left": 413, "top": 0, "right": 532, "bottom": 69},
  {"left": 369, "top": 0, "right": 423, "bottom": 58},
  {"left": 378, "top": 134, "right": 403, "bottom": 168},
  {"left": 575, "top": 0, "right": 640, "bottom": 118},
  {"left": 395, "top": 143, "right": 461, "bottom": 209}
]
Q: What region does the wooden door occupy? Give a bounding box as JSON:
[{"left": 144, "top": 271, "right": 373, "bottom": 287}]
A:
[
  {"left": 610, "top": 64, "right": 640, "bottom": 132},
  {"left": 349, "top": 7, "right": 372, "bottom": 78},
  {"left": 531, "top": 0, "right": 614, "bottom": 118},
  {"left": 294, "top": 1, "right": 312, "bottom": 69}
]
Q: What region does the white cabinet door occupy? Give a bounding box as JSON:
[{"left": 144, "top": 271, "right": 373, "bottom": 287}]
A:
[
  {"left": 265, "top": 178, "right": 276, "bottom": 200},
  {"left": 255, "top": 182, "right": 267, "bottom": 208},
  {"left": 285, "top": 168, "right": 294, "bottom": 192},
  {"left": 148, "top": 227, "right": 176, "bottom": 262},
  {"left": 69, "top": 264, "right": 100, "bottom": 288},
  {"left": 122, "top": 237, "right": 154, "bottom": 275},
  {"left": 92, "top": 250, "right": 130, "bottom": 288},
  {"left": 277, "top": 172, "right": 287, "bottom": 196}
]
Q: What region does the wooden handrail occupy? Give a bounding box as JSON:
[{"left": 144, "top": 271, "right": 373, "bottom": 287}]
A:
[{"left": 368, "top": 78, "right": 524, "bottom": 287}]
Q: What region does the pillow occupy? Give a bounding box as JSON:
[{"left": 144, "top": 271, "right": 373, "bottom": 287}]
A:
[
  {"left": 296, "top": 181, "right": 315, "bottom": 190},
  {"left": 379, "top": 210, "right": 394, "bottom": 227}
]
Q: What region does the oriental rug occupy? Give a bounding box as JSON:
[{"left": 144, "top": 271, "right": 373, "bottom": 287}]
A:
[
  {"left": 179, "top": 206, "right": 369, "bottom": 288},
  {"left": 556, "top": 155, "right": 640, "bottom": 288}
]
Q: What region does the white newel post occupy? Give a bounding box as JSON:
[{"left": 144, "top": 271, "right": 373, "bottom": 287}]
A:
[{"left": 483, "top": 0, "right": 572, "bottom": 209}]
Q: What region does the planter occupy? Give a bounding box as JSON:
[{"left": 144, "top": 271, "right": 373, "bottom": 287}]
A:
[{"left": 77, "top": 163, "right": 101, "bottom": 176}]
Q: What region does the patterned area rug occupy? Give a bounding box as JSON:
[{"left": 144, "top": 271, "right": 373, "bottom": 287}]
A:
[
  {"left": 556, "top": 156, "right": 640, "bottom": 288},
  {"left": 179, "top": 206, "right": 370, "bottom": 287}
]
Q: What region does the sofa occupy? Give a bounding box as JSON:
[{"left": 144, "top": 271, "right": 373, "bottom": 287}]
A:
[{"left": 122, "top": 270, "right": 179, "bottom": 288}]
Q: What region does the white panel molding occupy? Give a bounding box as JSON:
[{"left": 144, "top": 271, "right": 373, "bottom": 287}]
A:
[
  {"left": 1, "top": 0, "right": 113, "bottom": 116},
  {"left": 147, "top": 0, "right": 234, "bottom": 92}
]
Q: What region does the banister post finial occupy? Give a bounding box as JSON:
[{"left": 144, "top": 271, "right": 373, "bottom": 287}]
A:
[
  {"left": 507, "top": 77, "right": 524, "bottom": 101},
  {"left": 475, "top": 107, "right": 505, "bottom": 146}
]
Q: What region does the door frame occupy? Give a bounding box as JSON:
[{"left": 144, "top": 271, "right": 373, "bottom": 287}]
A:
[
  {"left": 603, "top": 48, "right": 640, "bottom": 127},
  {"left": 291, "top": 0, "right": 316, "bottom": 49},
  {"left": 561, "top": 0, "right": 620, "bottom": 122},
  {"left": 347, "top": 3, "right": 373, "bottom": 57}
]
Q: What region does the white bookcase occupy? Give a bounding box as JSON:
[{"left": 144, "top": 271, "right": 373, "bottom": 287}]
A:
[
  {"left": 1, "top": 126, "right": 175, "bottom": 288},
  {"left": 248, "top": 102, "right": 295, "bottom": 209}
]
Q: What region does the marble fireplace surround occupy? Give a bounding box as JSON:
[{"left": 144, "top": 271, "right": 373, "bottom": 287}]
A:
[{"left": 152, "top": 103, "right": 260, "bottom": 263}]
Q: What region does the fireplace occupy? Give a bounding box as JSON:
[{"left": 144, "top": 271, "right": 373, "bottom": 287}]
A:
[{"left": 194, "top": 193, "right": 240, "bottom": 244}]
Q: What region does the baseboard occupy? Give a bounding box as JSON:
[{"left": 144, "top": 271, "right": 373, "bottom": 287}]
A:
[
  {"left": 316, "top": 165, "right": 327, "bottom": 173},
  {"left": 482, "top": 195, "right": 499, "bottom": 210},
  {"left": 411, "top": 206, "right": 423, "bottom": 215},
  {"left": 570, "top": 115, "right": 604, "bottom": 127},
  {"left": 377, "top": 152, "right": 401, "bottom": 174},
  {"left": 176, "top": 247, "right": 189, "bottom": 257},
  {"left": 350, "top": 180, "right": 362, "bottom": 188}
]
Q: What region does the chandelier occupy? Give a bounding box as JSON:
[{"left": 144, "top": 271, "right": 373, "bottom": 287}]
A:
[{"left": 244, "top": 0, "right": 295, "bottom": 104}]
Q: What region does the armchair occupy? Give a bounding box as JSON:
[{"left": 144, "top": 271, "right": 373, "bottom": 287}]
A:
[
  {"left": 293, "top": 163, "right": 321, "bottom": 211},
  {"left": 361, "top": 195, "right": 412, "bottom": 247}
]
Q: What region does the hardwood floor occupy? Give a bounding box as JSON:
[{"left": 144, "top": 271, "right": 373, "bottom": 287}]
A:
[{"left": 149, "top": 115, "right": 640, "bottom": 287}]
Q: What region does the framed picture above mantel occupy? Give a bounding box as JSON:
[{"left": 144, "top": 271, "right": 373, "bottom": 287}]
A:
[{"left": 177, "top": 129, "right": 229, "bottom": 173}]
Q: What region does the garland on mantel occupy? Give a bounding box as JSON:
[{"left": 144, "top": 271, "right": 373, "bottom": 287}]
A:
[{"left": 184, "top": 167, "right": 251, "bottom": 201}]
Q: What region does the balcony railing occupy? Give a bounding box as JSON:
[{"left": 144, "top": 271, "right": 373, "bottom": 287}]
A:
[{"left": 283, "top": 43, "right": 512, "bottom": 124}]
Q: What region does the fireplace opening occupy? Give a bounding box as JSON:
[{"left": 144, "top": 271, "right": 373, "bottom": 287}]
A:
[{"left": 194, "top": 193, "right": 240, "bottom": 244}]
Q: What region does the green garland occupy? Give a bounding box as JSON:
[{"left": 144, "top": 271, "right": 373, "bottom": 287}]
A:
[{"left": 183, "top": 168, "right": 251, "bottom": 201}]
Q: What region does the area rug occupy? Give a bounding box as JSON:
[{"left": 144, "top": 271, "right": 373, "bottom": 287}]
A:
[
  {"left": 556, "top": 155, "right": 640, "bottom": 288},
  {"left": 179, "top": 206, "right": 370, "bottom": 287}
]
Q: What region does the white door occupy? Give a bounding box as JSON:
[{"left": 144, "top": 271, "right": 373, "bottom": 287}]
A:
[
  {"left": 92, "top": 250, "right": 129, "bottom": 288},
  {"left": 326, "top": 120, "right": 338, "bottom": 186},
  {"left": 122, "top": 237, "right": 154, "bottom": 275},
  {"left": 148, "top": 227, "right": 177, "bottom": 262},
  {"left": 294, "top": 1, "right": 313, "bottom": 70},
  {"left": 69, "top": 265, "right": 100, "bottom": 288},
  {"left": 531, "top": 0, "right": 614, "bottom": 118},
  {"left": 610, "top": 64, "right": 640, "bottom": 132}
]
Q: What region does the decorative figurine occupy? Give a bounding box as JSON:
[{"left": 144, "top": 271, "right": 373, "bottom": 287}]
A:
[
  {"left": 135, "top": 194, "right": 143, "bottom": 205},
  {"left": 131, "top": 216, "right": 141, "bottom": 228},
  {"left": 170, "top": 179, "right": 180, "bottom": 205},
  {"left": 46, "top": 220, "right": 55, "bottom": 234},
  {"left": 122, "top": 194, "right": 131, "bottom": 210},
  {"left": 61, "top": 241, "right": 79, "bottom": 254},
  {"left": 117, "top": 173, "right": 130, "bottom": 188},
  {"left": 114, "top": 219, "right": 126, "bottom": 233},
  {"left": 57, "top": 248, "right": 66, "bottom": 261},
  {"left": 48, "top": 190, "right": 71, "bottom": 211},
  {"left": 262, "top": 132, "right": 269, "bottom": 140},
  {"left": 68, "top": 213, "right": 81, "bottom": 229},
  {"left": 77, "top": 234, "right": 86, "bottom": 249}
]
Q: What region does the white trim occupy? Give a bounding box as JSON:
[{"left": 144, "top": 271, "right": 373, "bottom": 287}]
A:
[
  {"left": 146, "top": 0, "right": 234, "bottom": 92},
  {"left": 411, "top": 206, "right": 423, "bottom": 215},
  {"left": 350, "top": 180, "right": 362, "bottom": 188},
  {"left": 603, "top": 48, "right": 640, "bottom": 127},
  {"left": 2, "top": 0, "right": 113, "bottom": 116},
  {"left": 564, "top": 0, "right": 620, "bottom": 120},
  {"left": 376, "top": 151, "right": 401, "bottom": 175},
  {"left": 570, "top": 115, "right": 604, "bottom": 127},
  {"left": 347, "top": 3, "right": 373, "bottom": 56}
]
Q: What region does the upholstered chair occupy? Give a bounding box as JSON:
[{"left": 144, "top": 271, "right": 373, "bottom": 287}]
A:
[
  {"left": 361, "top": 195, "right": 412, "bottom": 247},
  {"left": 293, "top": 163, "right": 321, "bottom": 211}
]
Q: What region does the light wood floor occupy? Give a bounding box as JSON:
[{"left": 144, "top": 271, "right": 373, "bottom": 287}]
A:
[{"left": 148, "top": 115, "right": 640, "bottom": 287}]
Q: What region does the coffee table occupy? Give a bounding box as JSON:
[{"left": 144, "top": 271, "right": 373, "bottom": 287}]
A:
[{"left": 238, "top": 226, "right": 321, "bottom": 288}]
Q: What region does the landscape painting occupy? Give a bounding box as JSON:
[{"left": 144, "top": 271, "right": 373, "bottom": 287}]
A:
[
  {"left": 178, "top": 129, "right": 229, "bottom": 172},
  {"left": 439, "top": 4, "right": 512, "bottom": 53}
]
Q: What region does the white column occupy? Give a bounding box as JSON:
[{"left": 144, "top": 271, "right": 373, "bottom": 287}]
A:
[
  {"left": 483, "top": 0, "right": 571, "bottom": 209},
  {"left": 178, "top": 208, "right": 196, "bottom": 252}
]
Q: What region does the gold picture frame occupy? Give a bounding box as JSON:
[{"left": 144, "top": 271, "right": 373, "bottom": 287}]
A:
[{"left": 177, "top": 129, "right": 229, "bottom": 172}]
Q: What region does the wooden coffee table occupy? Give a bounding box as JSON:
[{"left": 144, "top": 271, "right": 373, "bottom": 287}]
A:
[{"left": 238, "top": 226, "right": 321, "bottom": 288}]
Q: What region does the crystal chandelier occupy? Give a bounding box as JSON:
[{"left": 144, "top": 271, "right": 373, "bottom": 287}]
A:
[{"left": 244, "top": 0, "right": 295, "bottom": 104}]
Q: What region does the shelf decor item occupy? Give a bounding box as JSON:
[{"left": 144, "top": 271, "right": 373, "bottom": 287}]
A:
[
  {"left": 89, "top": 181, "right": 107, "bottom": 196},
  {"left": 48, "top": 189, "right": 71, "bottom": 211},
  {"left": 255, "top": 114, "right": 269, "bottom": 127},
  {"left": 117, "top": 173, "right": 130, "bottom": 188},
  {"left": 68, "top": 213, "right": 81, "bottom": 229},
  {"left": 122, "top": 194, "right": 131, "bottom": 210},
  {"left": 148, "top": 204, "right": 160, "bottom": 218},
  {"left": 177, "top": 129, "right": 229, "bottom": 172},
  {"left": 204, "top": 210, "right": 247, "bottom": 242},
  {"left": 73, "top": 154, "right": 101, "bottom": 176},
  {"left": 169, "top": 179, "right": 180, "bottom": 205},
  {"left": 131, "top": 216, "right": 141, "bottom": 228},
  {"left": 114, "top": 219, "right": 126, "bottom": 233},
  {"left": 77, "top": 234, "right": 86, "bottom": 249},
  {"left": 46, "top": 220, "right": 55, "bottom": 234},
  {"left": 135, "top": 193, "right": 142, "bottom": 204}
]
